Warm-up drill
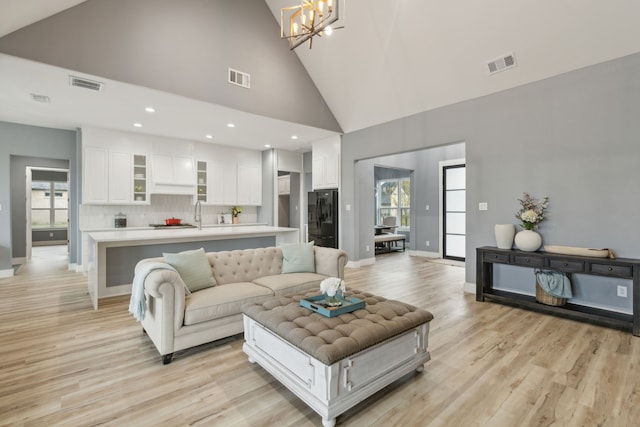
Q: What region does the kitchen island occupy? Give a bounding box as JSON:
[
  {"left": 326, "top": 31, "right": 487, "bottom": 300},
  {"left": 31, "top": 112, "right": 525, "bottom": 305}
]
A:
[{"left": 85, "top": 225, "right": 300, "bottom": 309}]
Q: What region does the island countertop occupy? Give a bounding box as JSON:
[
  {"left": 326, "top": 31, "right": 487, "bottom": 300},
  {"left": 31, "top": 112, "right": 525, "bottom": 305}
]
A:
[{"left": 87, "top": 225, "right": 299, "bottom": 244}]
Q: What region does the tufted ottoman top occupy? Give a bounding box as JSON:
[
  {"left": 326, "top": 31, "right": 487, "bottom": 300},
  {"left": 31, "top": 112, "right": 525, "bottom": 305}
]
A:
[{"left": 242, "top": 290, "right": 434, "bottom": 365}]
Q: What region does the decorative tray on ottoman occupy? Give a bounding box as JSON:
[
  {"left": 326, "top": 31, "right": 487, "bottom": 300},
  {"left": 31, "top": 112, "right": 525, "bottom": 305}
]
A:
[{"left": 299, "top": 295, "right": 365, "bottom": 317}]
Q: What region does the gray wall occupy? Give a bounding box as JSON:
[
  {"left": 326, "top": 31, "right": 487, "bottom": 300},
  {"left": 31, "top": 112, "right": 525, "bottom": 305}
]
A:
[
  {"left": 0, "top": 122, "right": 78, "bottom": 269},
  {"left": 341, "top": 52, "right": 640, "bottom": 311},
  {"left": 0, "top": 0, "right": 340, "bottom": 133}
]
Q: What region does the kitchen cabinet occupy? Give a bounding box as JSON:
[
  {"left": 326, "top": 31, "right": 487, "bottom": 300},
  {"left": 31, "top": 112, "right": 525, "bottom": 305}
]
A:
[
  {"left": 312, "top": 137, "right": 340, "bottom": 190},
  {"left": 196, "top": 161, "right": 207, "bottom": 202},
  {"left": 278, "top": 175, "right": 290, "bottom": 195},
  {"left": 237, "top": 164, "right": 262, "bottom": 205},
  {"left": 133, "top": 154, "right": 148, "bottom": 203},
  {"left": 83, "top": 146, "right": 109, "bottom": 204},
  {"left": 82, "top": 127, "right": 152, "bottom": 205},
  {"left": 108, "top": 151, "right": 131, "bottom": 204},
  {"left": 222, "top": 163, "right": 238, "bottom": 205}
]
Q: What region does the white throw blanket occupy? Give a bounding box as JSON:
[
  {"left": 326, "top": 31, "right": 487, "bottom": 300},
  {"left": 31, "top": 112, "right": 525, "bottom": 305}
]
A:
[{"left": 129, "top": 262, "right": 176, "bottom": 321}]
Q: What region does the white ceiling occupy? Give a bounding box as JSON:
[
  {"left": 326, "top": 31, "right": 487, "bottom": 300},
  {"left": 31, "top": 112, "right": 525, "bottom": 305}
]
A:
[{"left": 2, "top": 0, "right": 640, "bottom": 150}]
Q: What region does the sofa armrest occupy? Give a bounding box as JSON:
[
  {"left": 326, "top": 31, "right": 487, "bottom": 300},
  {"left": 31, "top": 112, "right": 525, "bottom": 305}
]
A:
[
  {"left": 313, "top": 246, "right": 348, "bottom": 279},
  {"left": 143, "top": 269, "right": 187, "bottom": 333}
]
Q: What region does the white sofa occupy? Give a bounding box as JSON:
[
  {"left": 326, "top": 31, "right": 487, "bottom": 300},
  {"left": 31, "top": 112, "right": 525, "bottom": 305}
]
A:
[{"left": 135, "top": 245, "right": 348, "bottom": 364}]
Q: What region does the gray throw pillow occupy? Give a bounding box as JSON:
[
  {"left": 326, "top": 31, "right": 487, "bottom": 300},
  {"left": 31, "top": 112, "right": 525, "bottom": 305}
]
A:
[
  {"left": 281, "top": 241, "right": 316, "bottom": 274},
  {"left": 163, "top": 248, "right": 216, "bottom": 292}
]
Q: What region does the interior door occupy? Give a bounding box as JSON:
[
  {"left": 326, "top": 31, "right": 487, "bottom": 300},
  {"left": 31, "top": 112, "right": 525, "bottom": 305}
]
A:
[{"left": 443, "top": 164, "right": 466, "bottom": 261}]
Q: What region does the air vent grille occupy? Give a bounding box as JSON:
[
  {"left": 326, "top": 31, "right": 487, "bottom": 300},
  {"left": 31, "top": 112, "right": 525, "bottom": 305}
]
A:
[
  {"left": 30, "top": 93, "right": 50, "bottom": 103},
  {"left": 487, "top": 53, "right": 517, "bottom": 74},
  {"left": 228, "top": 68, "right": 250, "bottom": 89},
  {"left": 69, "top": 76, "right": 103, "bottom": 91}
]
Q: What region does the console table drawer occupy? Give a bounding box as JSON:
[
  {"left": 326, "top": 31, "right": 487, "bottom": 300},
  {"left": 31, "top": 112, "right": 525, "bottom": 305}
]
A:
[
  {"left": 483, "top": 252, "right": 510, "bottom": 264},
  {"left": 590, "top": 263, "right": 632, "bottom": 278},
  {"left": 548, "top": 259, "right": 584, "bottom": 273},
  {"left": 513, "top": 255, "right": 545, "bottom": 268}
]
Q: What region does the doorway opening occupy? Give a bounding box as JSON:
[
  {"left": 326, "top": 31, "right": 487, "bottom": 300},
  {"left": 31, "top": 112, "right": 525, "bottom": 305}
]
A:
[
  {"left": 441, "top": 162, "right": 466, "bottom": 261},
  {"left": 26, "top": 167, "right": 69, "bottom": 260}
]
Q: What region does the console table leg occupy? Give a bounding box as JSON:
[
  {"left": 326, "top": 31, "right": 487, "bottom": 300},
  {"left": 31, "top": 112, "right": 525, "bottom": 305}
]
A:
[{"left": 322, "top": 417, "right": 336, "bottom": 427}]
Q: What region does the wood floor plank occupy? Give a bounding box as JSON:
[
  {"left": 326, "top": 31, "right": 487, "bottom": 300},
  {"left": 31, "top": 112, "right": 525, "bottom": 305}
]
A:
[{"left": 2, "top": 247, "right": 640, "bottom": 426}]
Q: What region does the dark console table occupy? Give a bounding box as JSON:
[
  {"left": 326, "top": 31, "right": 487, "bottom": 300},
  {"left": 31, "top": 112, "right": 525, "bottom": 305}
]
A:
[{"left": 476, "top": 246, "right": 640, "bottom": 336}]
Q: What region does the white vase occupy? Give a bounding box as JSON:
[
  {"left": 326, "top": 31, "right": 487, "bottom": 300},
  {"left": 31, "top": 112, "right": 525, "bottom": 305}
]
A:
[
  {"left": 514, "top": 230, "right": 542, "bottom": 252},
  {"left": 494, "top": 224, "right": 516, "bottom": 249}
]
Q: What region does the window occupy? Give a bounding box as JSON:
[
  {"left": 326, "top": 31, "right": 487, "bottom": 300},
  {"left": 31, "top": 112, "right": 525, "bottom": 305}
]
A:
[
  {"left": 31, "top": 181, "right": 68, "bottom": 229},
  {"left": 376, "top": 177, "right": 410, "bottom": 228}
]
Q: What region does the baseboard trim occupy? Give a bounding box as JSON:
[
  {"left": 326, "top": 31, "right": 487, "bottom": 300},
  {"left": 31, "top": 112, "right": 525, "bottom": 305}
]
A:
[
  {"left": 464, "top": 282, "right": 476, "bottom": 294},
  {"left": 0, "top": 268, "right": 14, "bottom": 278},
  {"left": 69, "top": 263, "right": 78, "bottom": 272},
  {"left": 346, "top": 257, "right": 376, "bottom": 268},
  {"left": 11, "top": 257, "right": 27, "bottom": 265},
  {"left": 408, "top": 250, "right": 440, "bottom": 258}
]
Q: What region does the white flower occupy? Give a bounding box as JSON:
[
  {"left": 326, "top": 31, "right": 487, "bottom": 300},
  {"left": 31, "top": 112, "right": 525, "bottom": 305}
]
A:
[
  {"left": 320, "top": 277, "right": 345, "bottom": 297},
  {"left": 520, "top": 209, "right": 539, "bottom": 223}
]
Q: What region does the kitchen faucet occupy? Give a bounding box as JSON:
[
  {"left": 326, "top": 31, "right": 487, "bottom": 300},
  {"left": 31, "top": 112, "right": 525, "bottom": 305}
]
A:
[{"left": 194, "top": 200, "right": 202, "bottom": 230}]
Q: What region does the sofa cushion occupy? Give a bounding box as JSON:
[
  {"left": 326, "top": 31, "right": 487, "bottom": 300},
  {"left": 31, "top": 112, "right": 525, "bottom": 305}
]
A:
[
  {"left": 183, "top": 282, "right": 273, "bottom": 326},
  {"left": 163, "top": 248, "right": 216, "bottom": 293},
  {"left": 253, "top": 273, "right": 327, "bottom": 295},
  {"left": 208, "top": 247, "right": 283, "bottom": 285},
  {"left": 281, "top": 241, "right": 316, "bottom": 274}
]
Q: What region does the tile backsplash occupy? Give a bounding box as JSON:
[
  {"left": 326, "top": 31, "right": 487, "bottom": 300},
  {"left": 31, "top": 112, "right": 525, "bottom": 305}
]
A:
[{"left": 79, "top": 194, "right": 258, "bottom": 230}]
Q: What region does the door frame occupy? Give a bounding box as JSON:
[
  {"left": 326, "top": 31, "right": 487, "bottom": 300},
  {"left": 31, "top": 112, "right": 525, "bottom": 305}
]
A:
[{"left": 438, "top": 158, "right": 465, "bottom": 259}]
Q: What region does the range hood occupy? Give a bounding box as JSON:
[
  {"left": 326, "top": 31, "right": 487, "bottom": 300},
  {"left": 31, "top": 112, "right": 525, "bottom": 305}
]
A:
[{"left": 150, "top": 154, "right": 196, "bottom": 195}]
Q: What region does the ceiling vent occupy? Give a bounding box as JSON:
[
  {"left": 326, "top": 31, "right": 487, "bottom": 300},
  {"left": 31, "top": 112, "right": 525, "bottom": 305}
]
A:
[
  {"left": 30, "top": 93, "right": 50, "bottom": 103},
  {"left": 487, "top": 52, "right": 517, "bottom": 74},
  {"left": 69, "top": 75, "right": 103, "bottom": 91},
  {"left": 228, "top": 68, "right": 250, "bottom": 89}
]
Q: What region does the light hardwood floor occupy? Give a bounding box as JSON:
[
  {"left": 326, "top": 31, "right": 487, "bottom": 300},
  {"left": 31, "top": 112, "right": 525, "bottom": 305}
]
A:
[{"left": 2, "top": 247, "right": 640, "bottom": 426}]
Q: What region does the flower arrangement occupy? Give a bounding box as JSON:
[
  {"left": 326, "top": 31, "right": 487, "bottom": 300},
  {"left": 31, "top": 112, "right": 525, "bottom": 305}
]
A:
[
  {"left": 320, "top": 277, "right": 345, "bottom": 297},
  {"left": 515, "top": 192, "right": 549, "bottom": 230},
  {"left": 231, "top": 206, "right": 242, "bottom": 217}
]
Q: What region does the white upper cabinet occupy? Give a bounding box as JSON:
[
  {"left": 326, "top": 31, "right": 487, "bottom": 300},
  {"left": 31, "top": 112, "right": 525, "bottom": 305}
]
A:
[
  {"left": 108, "top": 151, "right": 131, "bottom": 204},
  {"left": 82, "top": 128, "right": 151, "bottom": 205},
  {"left": 312, "top": 136, "right": 341, "bottom": 190},
  {"left": 237, "top": 164, "right": 262, "bottom": 205},
  {"left": 83, "top": 146, "right": 109, "bottom": 204}
]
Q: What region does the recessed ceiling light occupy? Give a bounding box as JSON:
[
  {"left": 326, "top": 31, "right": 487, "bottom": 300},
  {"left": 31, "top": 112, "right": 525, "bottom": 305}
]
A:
[
  {"left": 205, "top": 134, "right": 213, "bottom": 139},
  {"left": 227, "top": 123, "right": 235, "bottom": 128},
  {"left": 145, "top": 107, "right": 155, "bottom": 113},
  {"left": 133, "top": 123, "right": 143, "bottom": 128},
  {"left": 291, "top": 135, "right": 298, "bottom": 140},
  {"left": 265, "top": 144, "right": 271, "bottom": 148}
]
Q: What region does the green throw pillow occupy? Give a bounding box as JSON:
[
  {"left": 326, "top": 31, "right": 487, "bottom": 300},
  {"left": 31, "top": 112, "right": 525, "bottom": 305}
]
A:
[
  {"left": 163, "top": 248, "right": 216, "bottom": 292},
  {"left": 281, "top": 241, "right": 316, "bottom": 274}
]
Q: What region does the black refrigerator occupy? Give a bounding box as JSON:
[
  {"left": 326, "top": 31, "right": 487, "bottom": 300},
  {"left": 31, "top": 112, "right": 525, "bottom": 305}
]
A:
[{"left": 308, "top": 190, "right": 338, "bottom": 248}]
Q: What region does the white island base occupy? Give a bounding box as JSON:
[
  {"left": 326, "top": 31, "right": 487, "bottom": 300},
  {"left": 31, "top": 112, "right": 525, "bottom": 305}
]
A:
[
  {"left": 242, "top": 315, "right": 431, "bottom": 427},
  {"left": 85, "top": 225, "right": 299, "bottom": 309}
]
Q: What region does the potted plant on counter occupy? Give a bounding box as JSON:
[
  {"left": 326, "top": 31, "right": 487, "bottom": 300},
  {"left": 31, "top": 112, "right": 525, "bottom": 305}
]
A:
[{"left": 231, "top": 206, "right": 242, "bottom": 224}]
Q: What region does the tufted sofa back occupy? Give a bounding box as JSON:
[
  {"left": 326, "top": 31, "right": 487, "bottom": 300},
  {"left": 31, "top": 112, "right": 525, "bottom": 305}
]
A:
[{"left": 208, "top": 247, "right": 283, "bottom": 285}]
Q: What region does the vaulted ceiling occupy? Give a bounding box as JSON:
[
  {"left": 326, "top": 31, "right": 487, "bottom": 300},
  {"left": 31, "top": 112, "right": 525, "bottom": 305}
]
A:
[{"left": 2, "top": 0, "right": 640, "bottom": 151}]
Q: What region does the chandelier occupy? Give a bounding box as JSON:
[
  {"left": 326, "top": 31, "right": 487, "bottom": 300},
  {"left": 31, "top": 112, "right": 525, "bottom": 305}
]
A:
[{"left": 280, "top": 0, "right": 343, "bottom": 50}]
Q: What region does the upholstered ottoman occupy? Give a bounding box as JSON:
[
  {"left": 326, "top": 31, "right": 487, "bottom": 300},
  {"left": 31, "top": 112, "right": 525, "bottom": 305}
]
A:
[{"left": 242, "top": 290, "right": 434, "bottom": 427}]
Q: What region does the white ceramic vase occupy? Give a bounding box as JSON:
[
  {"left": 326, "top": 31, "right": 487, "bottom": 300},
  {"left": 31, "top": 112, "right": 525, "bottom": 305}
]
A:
[
  {"left": 514, "top": 230, "right": 542, "bottom": 252},
  {"left": 494, "top": 224, "right": 516, "bottom": 249}
]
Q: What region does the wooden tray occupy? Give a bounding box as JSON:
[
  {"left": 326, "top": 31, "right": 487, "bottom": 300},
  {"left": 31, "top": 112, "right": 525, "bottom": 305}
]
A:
[
  {"left": 299, "top": 295, "right": 365, "bottom": 317},
  {"left": 543, "top": 245, "right": 611, "bottom": 258}
]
